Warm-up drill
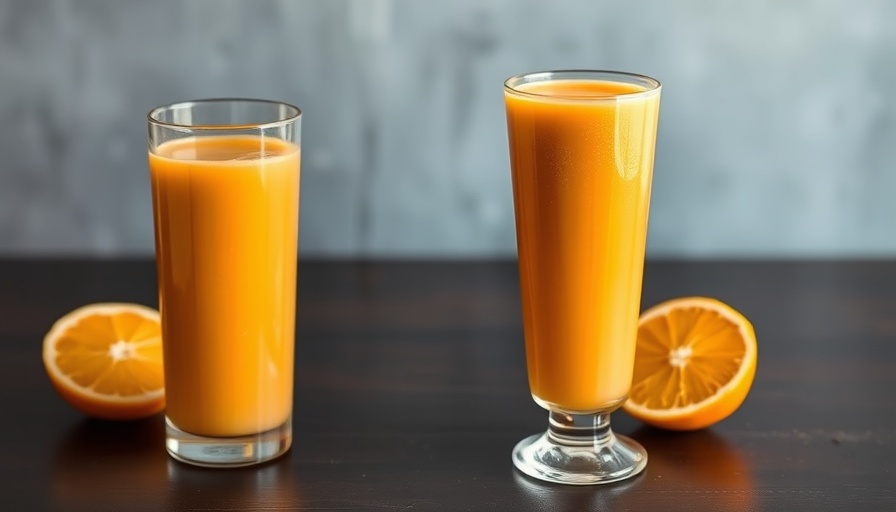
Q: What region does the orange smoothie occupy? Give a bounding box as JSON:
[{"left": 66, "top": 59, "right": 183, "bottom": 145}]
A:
[
  {"left": 149, "top": 135, "right": 299, "bottom": 437},
  {"left": 505, "top": 79, "right": 660, "bottom": 413}
]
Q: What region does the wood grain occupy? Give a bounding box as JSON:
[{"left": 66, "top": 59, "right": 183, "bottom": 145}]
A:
[{"left": 0, "top": 260, "right": 894, "bottom": 511}]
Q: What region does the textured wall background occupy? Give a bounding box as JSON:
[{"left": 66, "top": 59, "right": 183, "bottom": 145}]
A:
[{"left": 1, "top": 0, "right": 895, "bottom": 257}]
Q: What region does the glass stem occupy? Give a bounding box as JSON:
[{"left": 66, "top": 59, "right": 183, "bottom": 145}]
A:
[{"left": 547, "top": 411, "right": 615, "bottom": 448}]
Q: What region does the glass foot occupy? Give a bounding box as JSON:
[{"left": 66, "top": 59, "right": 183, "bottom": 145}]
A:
[
  {"left": 512, "top": 411, "right": 647, "bottom": 485},
  {"left": 165, "top": 416, "right": 292, "bottom": 468}
]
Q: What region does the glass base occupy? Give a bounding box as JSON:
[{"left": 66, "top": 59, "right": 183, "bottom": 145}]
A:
[
  {"left": 512, "top": 411, "right": 647, "bottom": 485},
  {"left": 165, "top": 416, "right": 292, "bottom": 468}
]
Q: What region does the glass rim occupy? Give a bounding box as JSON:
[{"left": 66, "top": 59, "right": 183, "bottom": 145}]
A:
[
  {"left": 504, "top": 69, "right": 661, "bottom": 101},
  {"left": 147, "top": 98, "right": 302, "bottom": 131}
]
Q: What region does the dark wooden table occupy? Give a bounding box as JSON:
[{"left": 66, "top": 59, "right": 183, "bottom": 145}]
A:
[{"left": 1, "top": 260, "right": 894, "bottom": 511}]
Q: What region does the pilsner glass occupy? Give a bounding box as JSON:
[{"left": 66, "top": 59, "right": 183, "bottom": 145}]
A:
[
  {"left": 147, "top": 99, "right": 301, "bottom": 467},
  {"left": 504, "top": 71, "right": 661, "bottom": 484}
]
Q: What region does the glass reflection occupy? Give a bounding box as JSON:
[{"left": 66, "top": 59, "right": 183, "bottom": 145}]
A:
[{"left": 165, "top": 455, "right": 301, "bottom": 509}]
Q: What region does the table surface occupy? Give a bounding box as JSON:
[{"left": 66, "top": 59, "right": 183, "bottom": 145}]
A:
[{"left": 0, "top": 259, "right": 894, "bottom": 511}]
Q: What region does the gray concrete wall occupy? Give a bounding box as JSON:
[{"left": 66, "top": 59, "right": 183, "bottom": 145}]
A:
[{"left": 1, "top": 0, "right": 894, "bottom": 257}]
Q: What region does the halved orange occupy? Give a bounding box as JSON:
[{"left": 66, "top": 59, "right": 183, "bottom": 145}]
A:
[
  {"left": 623, "top": 297, "right": 757, "bottom": 431},
  {"left": 43, "top": 303, "right": 165, "bottom": 421}
]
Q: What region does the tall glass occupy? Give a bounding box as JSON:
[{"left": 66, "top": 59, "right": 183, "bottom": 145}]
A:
[
  {"left": 147, "top": 99, "right": 301, "bottom": 467},
  {"left": 504, "top": 71, "right": 661, "bottom": 484}
]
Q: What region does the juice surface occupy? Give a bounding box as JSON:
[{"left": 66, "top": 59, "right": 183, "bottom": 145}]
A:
[
  {"left": 149, "top": 135, "right": 299, "bottom": 437},
  {"left": 505, "top": 79, "right": 660, "bottom": 413}
]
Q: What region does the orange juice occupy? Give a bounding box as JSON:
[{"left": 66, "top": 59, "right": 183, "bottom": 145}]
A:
[
  {"left": 505, "top": 79, "right": 660, "bottom": 413},
  {"left": 149, "top": 135, "right": 299, "bottom": 437}
]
